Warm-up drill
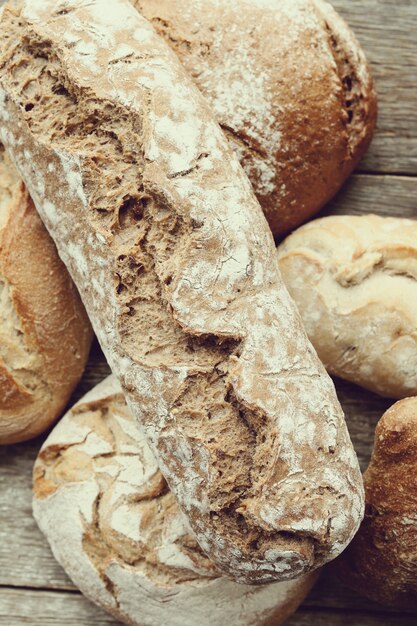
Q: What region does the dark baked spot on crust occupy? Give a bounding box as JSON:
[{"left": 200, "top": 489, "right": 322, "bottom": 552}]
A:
[{"left": 315, "top": 9, "right": 376, "bottom": 160}]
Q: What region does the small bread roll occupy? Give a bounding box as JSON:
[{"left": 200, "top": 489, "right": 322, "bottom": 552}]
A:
[
  {"left": 335, "top": 397, "right": 417, "bottom": 608},
  {"left": 277, "top": 214, "right": 417, "bottom": 398},
  {"left": 33, "top": 376, "right": 318, "bottom": 626},
  {"left": 0, "top": 145, "right": 93, "bottom": 444},
  {"left": 133, "top": 0, "right": 377, "bottom": 237}
]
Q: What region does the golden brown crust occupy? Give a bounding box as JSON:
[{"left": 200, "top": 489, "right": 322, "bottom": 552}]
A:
[
  {"left": 334, "top": 397, "right": 417, "bottom": 608},
  {"left": 0, "top": 147, "right": 93, "bottom": 444},
  {"left": 133, "top": 0, "right": 377, "bottom": 237},
  {"left": 277, "top": 214, "right": 417, "bottom": 399}
]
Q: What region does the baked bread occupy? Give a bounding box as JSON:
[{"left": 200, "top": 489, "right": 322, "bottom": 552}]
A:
[
  {"left": 0, "top": 143, "right": 92, "bottom": 444},
  {"left": 335, "top": 397, "right": 417, "bottom": 608},
  {"left": 33, "top": 376, "right": 319, "bottom": 626},
  {"left": 277, "top": 214, "right": 417, "bottom": 399},
  {"left": 132, "top": 0, "right": 377, "bottom": 237},
  {"left": 0, "top": 0, "right": 363, "bottom": 583}
]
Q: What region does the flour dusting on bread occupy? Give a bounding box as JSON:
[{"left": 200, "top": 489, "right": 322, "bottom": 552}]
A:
[
  {"left": 33, "top": 376, "right": 319, "bottom": 626},
  {"left": 0, "top": 0, "right": 363, "bottom": 581}
]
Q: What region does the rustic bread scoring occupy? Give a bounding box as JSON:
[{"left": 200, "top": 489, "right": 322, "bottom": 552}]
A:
[
  {"left": 335, "top": 397, "right": 417, "bottom": 608},
  {"left": 0, "top": 0, "right": 363, "bottom": 583},
  {"left": 277, "top": 214, "right": 417, "bottom": 399},
  {"left": 33, "top": 376, "right": 319, "bottom": 626},
  {"left": 132, "top": 0, "right": 376, "bottom": 237},
  {"left": 0, "top": 144, "right": 92, "bottom": 444}
]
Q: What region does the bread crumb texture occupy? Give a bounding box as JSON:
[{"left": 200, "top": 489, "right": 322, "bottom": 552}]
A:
[
  {"left": 33, "top": 376, "right": 318, "bottom": 626},
  {"left": 335, "top": 397, "right": 417, "bottom": 608},
  {"left": 0, "top": 0, "right": 363, "bottom": 582},
  {"left": 277, "top": 214, "right": 417, "bottom": 399}
]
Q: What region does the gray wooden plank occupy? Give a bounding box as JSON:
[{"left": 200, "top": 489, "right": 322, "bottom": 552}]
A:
[
  {"left": 0, "top": 587, "right": 415, "bottom": 626},
  {"left": 286, "top": 610, "right": 417, "bottom": 626},
  {"left": 0, "top": 588, "right": 119, "bottom": 625},
  {"left": 322, "top": 174, "right": 417, "bottom": 220},
  {"left": 331, "top": 0, "right": 417, "bottom": 175},
  {"left": 0, "top": 440, "right": 71, "bottom": 590},
  {"left": 305, "top": 570, "right": 416, "bottom": 616}
]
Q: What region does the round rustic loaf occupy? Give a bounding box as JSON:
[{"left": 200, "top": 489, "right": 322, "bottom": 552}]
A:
[
  {"left": 0, "top": 145, "right": 93, "bottom": 444},
  {"left": 276, "top": 214, "right": 417, "bottom": 398},
  {"left": 133, "top": 0, "right": 377, "bottom": 237},
  {"left": 335, "top": 397, "right": 417, "bottom": 608},
  {"left": 33, "top": 376, "right": 319, "bottom": 626}
]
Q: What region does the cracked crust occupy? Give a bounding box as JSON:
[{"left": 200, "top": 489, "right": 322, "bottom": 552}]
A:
[
  {"left": 132, "top": 0, "right": 376, "bottom": 237},
  {"left": 0, "top": 144, "right": 93, "bottom": 444},
  {"left": 335, "top": 397, "right": 417, "bottom": 608},
  {"left": 33, "top": 376, "right": 319, "bottom": 626},
  {"left": 277, "top": 214, "right": 417, "bottom": 398},
  {"left": 0, "top": 0, "right": 363, "bottom": 583}
]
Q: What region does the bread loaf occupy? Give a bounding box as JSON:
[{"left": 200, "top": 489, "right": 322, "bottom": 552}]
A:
[
  {"left": 277, "top": 214, "right": 417, "bottom": 398},
  {"left": 0, "top": 0, "right": 363, "bottom": 583},
  {"left": 132, "top": 0, "right": 376, "bottom": 237},
  {"left": 33, "top": 376, "right": 319, "bottom": 626},
  {"left": 0, "top": 143, "right": 92, "bottom": 444},
  {"left": 335, "top": 397, "right": 417, "bottom": 608}
]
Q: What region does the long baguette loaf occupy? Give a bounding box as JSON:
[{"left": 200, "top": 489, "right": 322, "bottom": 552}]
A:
[{"left": 0, "top": 0, "right": 363, "bottom": 583}]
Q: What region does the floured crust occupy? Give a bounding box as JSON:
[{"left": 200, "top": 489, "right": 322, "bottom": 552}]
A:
[
  {"left": 335, "top": 397, "right": 417, "bottom": 608},
  {"left": 33, "top": 375, "right": 319, "bottom": 626},
  {"left": 277, "top": 214, "right": 417, "bottom": 399},
  {"left": 133, "top": 0, "right": 376, "bottom": 237},
  {"left": 0, "top": 0, "right": 363, "bottom": 582},
  {"left": 0, "top": 144, "right": 93, "bottom": 444}
]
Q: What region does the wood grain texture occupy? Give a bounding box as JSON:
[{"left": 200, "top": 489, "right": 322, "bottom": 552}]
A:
[
  {"left": 0, "top": 588, "right": 118, "bottom": 625},
  {"left": 322, "top": 174, "right": 417, "bottom": 220},
  {"left": 0, "top": 588, "right": 416, "bottom": 626},
  {"left": 286, "top": 611, "right": 417, "bottom": 626}
]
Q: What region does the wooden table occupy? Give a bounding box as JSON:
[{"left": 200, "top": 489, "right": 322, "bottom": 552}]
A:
[{"left": 1, "top": 1, "right": 416, "bottom": 624}]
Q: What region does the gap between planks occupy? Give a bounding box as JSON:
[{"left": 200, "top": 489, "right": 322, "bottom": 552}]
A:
[{"left": 0, "top": 586, "right": 416, "bottom": 626}]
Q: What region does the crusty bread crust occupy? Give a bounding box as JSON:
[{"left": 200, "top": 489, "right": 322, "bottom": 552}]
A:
[
  {"left": 335, "top": 397, "right": 417, "bottom": 608},
  {"left": 277, "top": 214, "right": 417, "bottom": 399},
  {"left": 0, "top": 0, "right": 363, "bottom": 582},
  {"left": 132, "top": 0, "right": 376, "bottom": 237},
  {"left": 33, "top": 375, "right": 319, "bottom": 626},
  {"left": 0, "top": 145, "right": 93, "bottom": 444}
]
